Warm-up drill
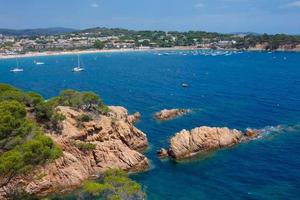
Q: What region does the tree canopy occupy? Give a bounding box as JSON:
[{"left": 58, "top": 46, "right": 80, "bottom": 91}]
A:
[
  {"left": 83, "top": 169, "right": 145, "bottom": 200},
  {"left": 0, "top": 84, "right": 62, "bottom": 192},
  {"left": 52, "top": 89, "right": 109, "bottom": 113}
]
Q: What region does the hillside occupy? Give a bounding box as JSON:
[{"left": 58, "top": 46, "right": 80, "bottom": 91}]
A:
[{"left": 0, "top": 27, "right": 77, "bottom": 36}]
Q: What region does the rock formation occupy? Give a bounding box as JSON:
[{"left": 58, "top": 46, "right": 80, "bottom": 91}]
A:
[
  {"left": 163, "top": 126, "right": 259, "bottom": 159},
  {"left": 154, "top": 109, "right": 191, "bottom": 121},
  {"left": 0, "top": 106, "right": 149, "bottom": 198},
  {"left": 157, "top": 148, "right": 168, "bottom": 159}
]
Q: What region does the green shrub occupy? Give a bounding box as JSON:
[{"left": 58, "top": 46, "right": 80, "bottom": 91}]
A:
[
  {"left": 54, "top": 89, "right": 107, "bottom": 113},
  {"left": 83, "top": 169, "right": 145, "bottom": 200},
  {"left": 0, "top": 101, "right": 33, "bottom": 143},
  {"left": 0, "top": 83, "right": 19, "bottom": 93},
  {"left": 0, "top": 90, "right": 32, "bottom": 106},
  {"left": 100, "top": 105, "right": 110, "bottom": 115},
  {"left": 75, "top": 142, "right": 96, "bottom": 152},
  {"left": 27, "top": 92, "right": 44, "bottom": 106},
  {"left": 77, "top": 114, "right": 91, "bottom": 122}
]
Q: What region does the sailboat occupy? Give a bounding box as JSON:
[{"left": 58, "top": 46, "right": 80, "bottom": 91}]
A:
[
  {"left": 10, "top": 58, "right": 24, "bottom": 72},
  {"left": 72, "top": 55, "right": 85, "bottom": 72}
]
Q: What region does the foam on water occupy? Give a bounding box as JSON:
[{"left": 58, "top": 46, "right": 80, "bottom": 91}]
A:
[{"left": 252, "top": 123, "right": 300, "bottom": 139}]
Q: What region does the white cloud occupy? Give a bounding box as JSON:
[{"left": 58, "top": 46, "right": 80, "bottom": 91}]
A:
[
  {"left": 195, "top": 3, "right": 204, "bottom": 9},
  {"left": 91, "top": 3, "right": 99, "bottom": 8},
  {"left": 281, "top": 1, "right": 300, "bottom": 8}
]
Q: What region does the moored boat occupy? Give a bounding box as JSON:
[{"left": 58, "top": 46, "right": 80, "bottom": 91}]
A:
[{"left": 72, "top": 54, "right": 85, "bottom": 72}]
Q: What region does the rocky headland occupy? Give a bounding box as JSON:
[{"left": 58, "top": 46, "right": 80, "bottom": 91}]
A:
[
  {"left": 158, "top": 126, "right": 262, "bottom": 159},
  {"left": 0, "top": 106, "right": 149, "bottom": 198},
  {"left": 154, "top": 109, "right": 191, "bottom": 121}
]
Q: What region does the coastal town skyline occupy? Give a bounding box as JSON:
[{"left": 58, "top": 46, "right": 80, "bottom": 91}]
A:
[{"left": 0, "top": 0, "right": 300, "bottom": 34}]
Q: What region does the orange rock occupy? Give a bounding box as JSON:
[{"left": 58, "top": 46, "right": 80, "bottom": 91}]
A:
[
  {"left": 154, "top": 109, "right": 191, "bottom": 121},
  {"left": 168, "top": 126, "right": 243, "bottom": 159},
  {"left": 0, "top": 106, "right": 149, "bottom": 198}
]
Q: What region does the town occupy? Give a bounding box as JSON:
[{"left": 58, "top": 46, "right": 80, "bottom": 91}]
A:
[{"left": 1, "top": 27, "right": 300, "bottom": 55}]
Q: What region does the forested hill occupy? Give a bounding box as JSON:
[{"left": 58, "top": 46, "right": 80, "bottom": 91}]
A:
[{"left": 0, "top": 27, "right": 76, "bottom": 36}]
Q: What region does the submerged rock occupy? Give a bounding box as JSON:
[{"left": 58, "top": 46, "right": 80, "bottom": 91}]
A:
[
  {"left": 245, "top": 128, "right": 259, "bottom": 138},
  {"left": 154, "top": 109, "right": 191, "bottom": 121},
  {"left": 0, "top": 106, "right": 149, "bottom": 198},
  {"left": 127, "top": 112, "right": 141, "bottom": 124},
  {"left": 161, "top": 126, "right": 261, "bottom": 160},
  {"left": 157, "top": 148, "right": 169, "bottom": 159}
]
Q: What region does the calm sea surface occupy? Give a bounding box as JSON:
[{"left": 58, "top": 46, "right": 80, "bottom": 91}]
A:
[{"left": 0, "top": 50, "right": 299, "bottom": 200}]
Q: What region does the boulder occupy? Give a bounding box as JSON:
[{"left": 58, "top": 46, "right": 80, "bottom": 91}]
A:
[
  {"left": 167, "top": 126, "right": 244, "bottom": 159},
  {"left": 127, "top": 112, "right": 141, "bottom": 124},
  {"left": 154, "top": 109, "right": 191, "bottom": 121},
  {"left": 245, "top": 128, "right": 259, "bottom": 138},
  {"left": 157, "top": 148, "right": 169, "bottom": 159}
]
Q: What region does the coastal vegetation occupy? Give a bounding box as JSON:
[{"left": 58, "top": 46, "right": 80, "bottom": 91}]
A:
[
  {"left": 83, "top": 169, "right": 145, "bottom": 200},
  {"left": 52, "top": 89, "right": 110, "bottom": 114},
  {"left": 0, "top": 84, "right": 62, "bottom": 192},
  {"left": 0, "top": 83, "right": 147, "bottom": 200}
]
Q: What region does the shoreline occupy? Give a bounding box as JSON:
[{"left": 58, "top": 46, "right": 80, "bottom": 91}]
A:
[
  {"left": 0, "top": 47, "right": 197, "bottom": 60},
  {"left": 0, "top": 46, "right": 299, "bottom": 60}
]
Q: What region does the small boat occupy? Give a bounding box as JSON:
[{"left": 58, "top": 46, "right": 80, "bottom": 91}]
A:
[
  {"left": 34, "top": 60, "right": 45, "bottom": 65},
  {"left": 10, "top": 58, "right": 24, "bottom": 72},
  {"left": 10, "top": 68, "right": 24, "bottom": 72},
  {"left": 72, "top": 55, "right": 85, "bottom": 72},
  {"left": 72, "top": 67, "right": 85, "bottom": 72},
  {"left": 182, "top": 83, "right": 189, "bottom": 88}
]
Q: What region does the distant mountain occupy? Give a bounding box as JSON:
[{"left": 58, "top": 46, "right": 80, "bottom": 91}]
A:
[{"left": 0, "top": 27, "right": 77, "bottom": 36}]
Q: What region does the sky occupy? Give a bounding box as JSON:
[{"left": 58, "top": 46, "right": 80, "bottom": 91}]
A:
[{"left": 0, "top": 0, "right": 300, "bottom": 34}]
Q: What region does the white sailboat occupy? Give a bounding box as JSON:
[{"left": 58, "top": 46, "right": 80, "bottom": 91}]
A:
[
  {"left": 10, "top": 58, "right": 24, "bottom": 72},
  {"left": 72, "top": 55, "right": 84, "bottom": 72}
]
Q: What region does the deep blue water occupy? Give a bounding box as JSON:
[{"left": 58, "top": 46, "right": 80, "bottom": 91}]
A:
[{"left": 0, "top": 50, "right": 300, "bottom": 200}]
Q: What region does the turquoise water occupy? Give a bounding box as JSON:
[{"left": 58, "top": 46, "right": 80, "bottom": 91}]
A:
[{"left": 0, "top": 50, "right": 300, "bottom": 199}]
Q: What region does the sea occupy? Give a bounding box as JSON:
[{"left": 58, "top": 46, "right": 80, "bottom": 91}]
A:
[{"left": 0, "top": 50, "right": 299, "bottom": 200}]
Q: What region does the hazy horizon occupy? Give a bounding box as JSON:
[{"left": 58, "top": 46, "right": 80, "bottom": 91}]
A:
[
  {"left": 0, "top": 0, "right": 300, "bottom": 34},
  {"left": 0, "top": 26, "right": 298, "bottom": 35}
]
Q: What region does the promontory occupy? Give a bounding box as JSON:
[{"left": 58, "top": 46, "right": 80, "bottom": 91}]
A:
[{"left": 0, "top": 84, "right": 149, "bottom": 199}]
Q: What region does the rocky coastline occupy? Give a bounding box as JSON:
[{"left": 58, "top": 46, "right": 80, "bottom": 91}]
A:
[{"left": 0, "top": 106, "right": 149, "bottom": 198}]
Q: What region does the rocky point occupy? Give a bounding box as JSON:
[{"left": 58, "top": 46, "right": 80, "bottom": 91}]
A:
[{"left": 0, "top": 106, "right": 149, "bottom": 198}]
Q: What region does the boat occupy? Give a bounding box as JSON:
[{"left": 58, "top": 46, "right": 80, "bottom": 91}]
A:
[
  {"left": 72, "top": 66, "right": 85, "bottom": 72},
  {"left": 10, "top": 58, "right": 24, "bottom": 72},
  {"left": 34, "top": 60, "right": 45, "bottom": 65},
  {"left": 10, "top": 68, "right": 24, "bottom": 72},
  {"left": 72, "top": 55, "right": 85, "bottom": 72},
  {"left": 182, "top": 83, "right": 189, "bottom": 87}
]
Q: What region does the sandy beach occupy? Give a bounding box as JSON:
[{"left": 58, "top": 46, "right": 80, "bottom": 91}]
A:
[
  {"left": 1, "top": 46, "right": 299, "bottom": 60},
  {"left": 0, "top": 47, "right": 200, "bottom": 60}
]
